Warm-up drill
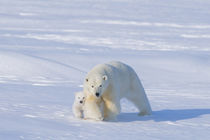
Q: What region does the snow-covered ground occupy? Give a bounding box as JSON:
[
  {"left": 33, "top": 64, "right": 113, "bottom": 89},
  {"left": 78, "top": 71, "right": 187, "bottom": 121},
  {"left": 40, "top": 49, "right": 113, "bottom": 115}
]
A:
[{"left": 0, "top": 0, "right": 210, "bottom": 139}]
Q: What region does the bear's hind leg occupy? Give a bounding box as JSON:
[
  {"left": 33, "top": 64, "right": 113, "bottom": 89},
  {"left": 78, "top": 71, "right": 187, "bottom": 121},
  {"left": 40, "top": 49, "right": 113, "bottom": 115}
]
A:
[
  {"left": 127, "top": 82, "right": 152, "bottom": 116},
  {"left": 126, "top": 92, "right": 152, "bottom": 116}
]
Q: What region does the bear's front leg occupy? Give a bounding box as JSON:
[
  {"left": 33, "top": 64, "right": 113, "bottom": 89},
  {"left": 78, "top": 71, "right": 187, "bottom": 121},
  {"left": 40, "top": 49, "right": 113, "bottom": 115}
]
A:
[{"left": 83, "top": 98, "right": 104, "bottom": 121}]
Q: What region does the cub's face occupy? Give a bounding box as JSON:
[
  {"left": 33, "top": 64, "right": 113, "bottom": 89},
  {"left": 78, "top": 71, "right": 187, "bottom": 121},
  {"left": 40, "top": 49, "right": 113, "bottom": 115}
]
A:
[
  {"left": 84, "top": 74, "right": 108, "bottom": 98},
  {"left": 75, "top": 92, "right": 85, "bottom": 105}
]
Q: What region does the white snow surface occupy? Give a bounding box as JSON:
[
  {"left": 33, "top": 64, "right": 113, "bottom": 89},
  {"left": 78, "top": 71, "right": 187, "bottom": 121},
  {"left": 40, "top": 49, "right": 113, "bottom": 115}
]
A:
[{"left": 0, "top": 0, "right": 210, "bottom": 139}]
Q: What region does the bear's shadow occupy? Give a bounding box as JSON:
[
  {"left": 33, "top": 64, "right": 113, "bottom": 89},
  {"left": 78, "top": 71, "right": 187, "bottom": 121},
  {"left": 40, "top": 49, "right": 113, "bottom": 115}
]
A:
[{"left": 117, "top": 109, "right": 210, "bottom": 122}]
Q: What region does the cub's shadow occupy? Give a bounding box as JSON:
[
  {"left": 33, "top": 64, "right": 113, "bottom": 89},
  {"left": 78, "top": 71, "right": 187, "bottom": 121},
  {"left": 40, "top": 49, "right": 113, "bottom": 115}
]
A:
[{"left": 117, "top": 109, "right": 210, "bottom": 122}]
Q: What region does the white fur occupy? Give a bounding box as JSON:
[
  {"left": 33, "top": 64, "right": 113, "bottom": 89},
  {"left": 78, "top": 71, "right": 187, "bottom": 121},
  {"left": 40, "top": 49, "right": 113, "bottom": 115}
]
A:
[
  {"left": 83, "top": 61, "right": 152, "bottom": 121},
  {"left": 72, "top": 91, "right": 85, "bottom": 118},
  {"left": 83, "top": 95, "right": 104, "bottom": 121}
]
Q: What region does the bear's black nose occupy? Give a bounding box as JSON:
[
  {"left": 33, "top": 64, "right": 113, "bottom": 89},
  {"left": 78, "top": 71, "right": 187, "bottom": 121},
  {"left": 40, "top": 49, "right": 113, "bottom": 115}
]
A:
[
  {"left": 95, "top": 92, "right": 100, "bottom": 97},
  {"left": 80, "top": 101, "right": 83, "bottom": 104}
]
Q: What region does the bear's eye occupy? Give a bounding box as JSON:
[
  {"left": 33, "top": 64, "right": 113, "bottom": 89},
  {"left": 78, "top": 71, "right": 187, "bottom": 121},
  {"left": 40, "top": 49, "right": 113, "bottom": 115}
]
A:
[
  {"left": 91, "top": 85, "right": 94, "bottom": 88},
  {"left": 99, "top": 85, "right": 102, "bottom": 87}
]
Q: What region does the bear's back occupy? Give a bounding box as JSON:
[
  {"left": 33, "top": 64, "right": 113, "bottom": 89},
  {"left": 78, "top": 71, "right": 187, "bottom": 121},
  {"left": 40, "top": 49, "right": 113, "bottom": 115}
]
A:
[
  {"left": 107, "top": 61, "right": 130, "bottom": 71},
  {"left": 87, "top": 61, "right": 136, "bottom": 83},
  {"left": 107, "top": 61, "right": 135, "bottom": 76}
]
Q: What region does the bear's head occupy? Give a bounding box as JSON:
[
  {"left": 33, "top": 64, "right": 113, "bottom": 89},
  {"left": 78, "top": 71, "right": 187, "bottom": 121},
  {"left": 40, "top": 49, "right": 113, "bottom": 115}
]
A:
[
  {"left": 84, "top": 74, "right": 108, "bottom": 98},
  {"left": 75, "top": 92, "right": 85, "bottom": 105}
]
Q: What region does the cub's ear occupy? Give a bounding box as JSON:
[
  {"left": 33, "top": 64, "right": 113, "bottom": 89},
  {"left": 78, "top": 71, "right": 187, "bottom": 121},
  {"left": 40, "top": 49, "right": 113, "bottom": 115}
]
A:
[
  {"left": 85, "top": 78, "right": 88, "bottom": 82},
  {"left": 103, "top": 75, "right": 108, "bottom": 81}
]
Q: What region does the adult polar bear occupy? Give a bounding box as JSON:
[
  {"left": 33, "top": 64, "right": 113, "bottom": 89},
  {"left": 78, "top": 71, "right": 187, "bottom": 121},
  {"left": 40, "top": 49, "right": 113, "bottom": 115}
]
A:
[{"left": 83, "top": 61, "right": 152, "bottom": 121}]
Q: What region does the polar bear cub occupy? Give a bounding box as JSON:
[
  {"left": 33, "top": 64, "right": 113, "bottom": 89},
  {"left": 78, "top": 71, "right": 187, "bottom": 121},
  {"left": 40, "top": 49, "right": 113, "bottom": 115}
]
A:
[{"left": 72, "top": 91, "right": 86, "bottom": 118}]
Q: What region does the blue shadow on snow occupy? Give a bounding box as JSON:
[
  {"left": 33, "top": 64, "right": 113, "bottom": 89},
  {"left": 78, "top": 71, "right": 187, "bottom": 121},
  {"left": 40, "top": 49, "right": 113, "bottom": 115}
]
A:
[{"left": 117, "top": 109, "right": 210, "bottom": 122}]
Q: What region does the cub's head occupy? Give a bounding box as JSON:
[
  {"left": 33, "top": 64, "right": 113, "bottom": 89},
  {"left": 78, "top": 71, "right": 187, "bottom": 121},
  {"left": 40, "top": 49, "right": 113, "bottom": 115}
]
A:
[
  {"left": 84, "top": 74, "right": 109, "bottom": 98},
  {"left": 75, "top": 92, "right": 85, "bottom": 105}
]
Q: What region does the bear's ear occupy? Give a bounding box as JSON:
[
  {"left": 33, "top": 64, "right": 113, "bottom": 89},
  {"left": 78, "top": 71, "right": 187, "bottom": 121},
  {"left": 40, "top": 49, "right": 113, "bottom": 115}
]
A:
[
  {"left": 103, "top": 75, "right": 108, "bottom": 81},
  {"left": 85, "top": 78, "right": 88, "bottom": 82}
]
